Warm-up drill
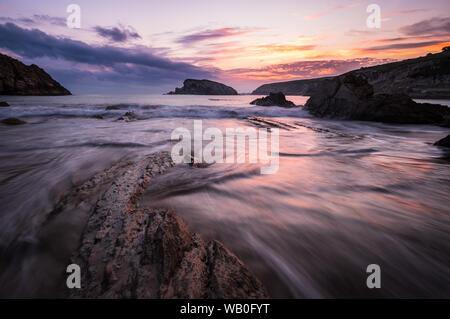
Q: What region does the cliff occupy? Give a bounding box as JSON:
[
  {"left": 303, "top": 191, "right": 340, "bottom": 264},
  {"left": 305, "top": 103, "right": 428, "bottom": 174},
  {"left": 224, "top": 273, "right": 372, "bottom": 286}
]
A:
[
  {"left": 252, "top": 50, "right": 450, "bottom": 99},
  {"left": 168, "top": 79, "right": 238, "bottom": 95},
  {"left": 0, "top": 53, "right": 71, "bottom": 96}
]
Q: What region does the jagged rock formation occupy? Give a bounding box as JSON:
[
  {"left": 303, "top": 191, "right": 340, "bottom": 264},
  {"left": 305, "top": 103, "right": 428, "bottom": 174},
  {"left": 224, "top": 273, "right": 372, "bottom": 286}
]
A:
[
  {"left": 0, "top": 53, "right": 71, "bottom": 96},
  {"left": 434, "top": 135, "right": 450, "bottom": 147},
  {"left": 304, "top": 74, "right": 449, "bottom": 124},
  {"left": 252, "top": 49, "right": 450, "bottom": 99},
  {"left": 167, "top": 79, "right": 238, "bottom": 95},
  {"left": 69, "top": 152, "right": 267, "bottom": 299},
  {"left": 250, "top": 92, "right": 296, "bottom": 107}
]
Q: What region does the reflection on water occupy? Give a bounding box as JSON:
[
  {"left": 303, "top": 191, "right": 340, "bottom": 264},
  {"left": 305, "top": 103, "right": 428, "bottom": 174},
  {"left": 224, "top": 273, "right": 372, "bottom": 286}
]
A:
[{"left": 0, "top": 95, "right": 449, "bottom": 298}]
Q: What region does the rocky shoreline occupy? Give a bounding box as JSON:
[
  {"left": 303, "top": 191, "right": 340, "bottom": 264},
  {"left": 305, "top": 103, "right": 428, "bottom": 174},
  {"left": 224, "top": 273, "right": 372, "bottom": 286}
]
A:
[{"left": 54, "top": 152, "right": 267, "bottom": 299}]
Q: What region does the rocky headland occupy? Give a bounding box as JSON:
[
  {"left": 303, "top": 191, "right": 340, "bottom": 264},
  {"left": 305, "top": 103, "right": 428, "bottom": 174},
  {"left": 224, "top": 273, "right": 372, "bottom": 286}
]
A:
[
  {"left": 252, "top": 49, "right": 450, "bottom": 99},
  {"left": 0, "top": 53, "right": 71, "bottom": 96},
  {"left": 167, "top": 79, "right": 238, "bottom": 95},
  {"left": 304, "top": 74, "right": 449, "bottom": 125}
]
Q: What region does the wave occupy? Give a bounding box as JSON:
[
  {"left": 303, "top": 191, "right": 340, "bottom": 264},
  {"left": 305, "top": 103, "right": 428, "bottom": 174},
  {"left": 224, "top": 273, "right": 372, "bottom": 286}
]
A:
[{"left": 0, "top": 104, "right": 311, "bottom": 120}]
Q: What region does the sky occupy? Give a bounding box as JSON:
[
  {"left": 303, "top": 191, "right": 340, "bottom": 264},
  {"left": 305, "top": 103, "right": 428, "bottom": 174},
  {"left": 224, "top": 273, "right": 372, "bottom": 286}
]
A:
[{"left": 0, "top": 0, "right": 449, "bottom": 93}]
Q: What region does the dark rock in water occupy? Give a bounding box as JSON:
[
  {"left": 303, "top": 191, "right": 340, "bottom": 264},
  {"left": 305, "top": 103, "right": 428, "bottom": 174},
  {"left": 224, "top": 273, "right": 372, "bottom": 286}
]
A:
[
  {"left": 304, "top": 74, "right": 449, "bottom": 124},
  {"left": 1, "top": 118, "right": 26, "bottom": 125},
  {"left": 0, "top": 101, "right": 9, "bottom": 107},
  {"left": 105, "top": 105, "right": 120, "bottom": 110},
  {"left": 91, "top": 115, "right": 104, "bottom": 119},
  {"left": 434, "top": 134, "right": 450, "bottom": 147},
  {"left": 117, "top": 111, "right": 138, "bottom": 122},
  {"left": 167, "top": 79, "right": 238, "bottom": 95},
  {"left": 0, "top": 53, "right": 71, "bottom": 96},
  {"left": 250, "top": 92, "right": 296, "bottom": 107}
]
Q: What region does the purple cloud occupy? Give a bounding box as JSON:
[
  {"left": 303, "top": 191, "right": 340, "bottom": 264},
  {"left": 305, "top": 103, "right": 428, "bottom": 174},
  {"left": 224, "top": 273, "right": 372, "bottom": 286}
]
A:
[
  {"left": 0, "top": 23, "right": 216, "bottom": 92},
  {"left": 365, "top": 40, "right": 447, "bottom": 51},
  {"left": 94, "top": 25, "right": 141, "bottom": 42},
  {"left": 0, "top": 15, "right": 66, "bottom": 27},
  {"left": 400, "top": 17, "right": 450, "bottom": 36},
  {"left": 176, "top": 28, "right": 250, "bottom": 44}
]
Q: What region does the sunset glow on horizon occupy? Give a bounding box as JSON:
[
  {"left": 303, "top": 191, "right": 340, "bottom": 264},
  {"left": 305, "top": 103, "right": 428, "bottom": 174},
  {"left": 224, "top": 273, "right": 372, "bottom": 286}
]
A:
[{"left": 1, "top": 0, "right": 449, "bottom": 93}]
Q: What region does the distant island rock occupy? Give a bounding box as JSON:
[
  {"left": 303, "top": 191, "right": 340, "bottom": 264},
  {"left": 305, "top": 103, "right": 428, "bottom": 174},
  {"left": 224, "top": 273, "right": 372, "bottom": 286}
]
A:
[
  {"left": 252, "top": 48, "right": 450, "bottom": 99},
  {"left": 250, "top": 92, "right": 296, "bottom": 107},
  {"left": 304, "top": 74, "right": 449, "bottom": 124},
  {"left": 434, "top": 135, "right": 450, "bottom": 147},
  {"left": 0, "top": 53, "right": 71, "bottom": 96},
  {"left": 167, "top": 79, "right": 238, "bottom": 95}
]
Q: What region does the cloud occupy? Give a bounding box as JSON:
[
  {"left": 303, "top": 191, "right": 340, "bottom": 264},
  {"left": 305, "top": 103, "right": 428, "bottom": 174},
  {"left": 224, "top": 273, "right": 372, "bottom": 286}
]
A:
[
  {"left": 388, "top": 9, "right": 429, "bottom": 16},
  {"left": 228, "top": 58, "right": 396, "bottom": 81},
  {"left": 400, "top": 17, "right": 450, "bottom": 36},
  {"left": 176, "top": 27, "right": 251, "bottom": 44},
  {"left": 256, "top": 44, "right": 316, "bottom": 53},
  {"left": 94, "top": 25, "right": 141, "bottom": 42},
  {"left": 304, "top": 2, "right": 361, "bottom": 21},
  {"left": 0, "top": 23, "right": 215, "bottom": 91},
  {"left": 0, "top": 14, "right": 66, "bottom": 27},
  {"left": 364, "top": 40, "right": 448, "bottom": 51}
]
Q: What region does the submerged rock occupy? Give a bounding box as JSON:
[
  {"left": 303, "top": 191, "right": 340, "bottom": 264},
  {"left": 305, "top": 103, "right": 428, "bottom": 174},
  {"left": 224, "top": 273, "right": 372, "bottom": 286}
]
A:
[
  {"left": 250, "top": 92, "right": 296, "bottom": 107},
  {"left": 304, "top": 74, "right": 449, "bottom": 124},
  {"left": 434, "top": 134, "right": 450, "bottom": 147},
  {"left": 167, "top": 79, "right": 238, "bottom": 95},
  {"left": 0, "top": 101, "right": 9, "bottom": 107},
  {"left": 91, "top": 115, "right": 104, "bottom": 119},
  {"left": 0, "top": 53, "right": 71, "bottom": 95},
  {"left": 1, "top": 118, "right": 26, "bottom": 125},
  {"left": 105, "top": 105, "right": 120, "bottom": 110},
  {"left": 117, "top": 111, "right": 138, "bottom": 122}
]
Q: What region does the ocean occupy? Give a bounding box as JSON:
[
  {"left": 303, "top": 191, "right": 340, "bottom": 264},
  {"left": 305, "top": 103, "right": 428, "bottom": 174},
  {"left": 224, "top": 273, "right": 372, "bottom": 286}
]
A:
[{"left": 0, "top": 94, "right": 449, "bottom": 298}]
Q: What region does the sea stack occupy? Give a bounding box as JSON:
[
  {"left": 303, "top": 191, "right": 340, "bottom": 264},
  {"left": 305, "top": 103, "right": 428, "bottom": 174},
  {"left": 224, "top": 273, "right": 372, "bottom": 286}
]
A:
[
  {"left": 250, "top": 92, "right": 296, "bottom": 107},
  {"left": 167, "top": 79, "right": 238, "bottom": 95},
  {"left": 0, "top": 53, "right": 71, "bottom": 96}
]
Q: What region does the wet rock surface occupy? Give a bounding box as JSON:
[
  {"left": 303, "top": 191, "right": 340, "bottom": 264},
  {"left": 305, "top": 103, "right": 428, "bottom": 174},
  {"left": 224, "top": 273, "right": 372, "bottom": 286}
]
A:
[
  {"left": 304, "top": 74, "right": 449, "bottom": 124},
  {"left": 250, "top": 92, "right": 296, "bottom": 107},
  {"left": 0, "top": 101, "right": 9, "bottom": 107},
  {"left": 68, "top": 152, "right": 267, "bottom": 299},
  {"left": 117, "top": 111, "right": 139, "bottom": 122}
]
